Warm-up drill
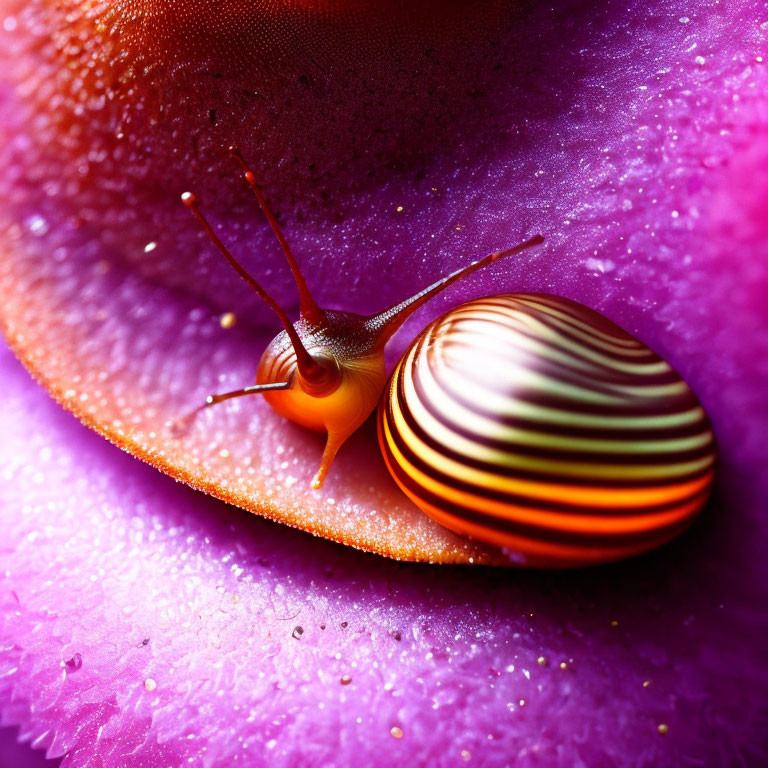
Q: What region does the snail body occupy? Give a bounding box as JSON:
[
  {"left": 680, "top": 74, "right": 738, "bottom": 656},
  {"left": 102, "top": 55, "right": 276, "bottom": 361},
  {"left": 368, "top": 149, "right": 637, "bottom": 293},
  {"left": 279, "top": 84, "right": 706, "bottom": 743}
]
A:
[
  {"left": 181, "top": 149, "right": 715, "bottom": 566},
  {"left": 257, "top": 312, "right": 389, "bottom": 485},
  {"left": 378, "top": 294, "right": 716, "bottom": 567}
]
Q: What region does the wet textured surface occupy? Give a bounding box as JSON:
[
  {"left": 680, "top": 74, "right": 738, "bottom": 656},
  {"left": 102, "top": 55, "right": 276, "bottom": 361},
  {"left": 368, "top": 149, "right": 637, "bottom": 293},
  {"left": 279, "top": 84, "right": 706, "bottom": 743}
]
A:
[
  {"left": 0, "top": 0, "right": 767, "bottom": 764},
  {"left": 1, "top": 0, "right": 767, "bottom": 561},
  {"left": 1, "top": 346, "right": 766, "bottom": 766}
]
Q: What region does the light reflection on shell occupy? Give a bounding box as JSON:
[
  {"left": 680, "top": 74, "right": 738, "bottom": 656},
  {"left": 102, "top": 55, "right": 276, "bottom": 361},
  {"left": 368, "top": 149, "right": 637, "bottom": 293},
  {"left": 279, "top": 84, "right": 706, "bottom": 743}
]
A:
[{"left": 379, "top": 294, "right": 716, "bottom": 567}]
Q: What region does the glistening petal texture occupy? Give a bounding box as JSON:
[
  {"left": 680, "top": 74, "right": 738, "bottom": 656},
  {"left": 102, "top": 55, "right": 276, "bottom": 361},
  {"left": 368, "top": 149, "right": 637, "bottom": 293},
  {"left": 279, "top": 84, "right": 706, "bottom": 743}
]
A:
[
  {"left": 1, "top": 0, "right": 767, "bottom": 561},
  {"left": 0, "top": 345, "right": 766, "bottom": 767},
  {"left": 0, "top": 0, "right": 767, "bottom": 765}
]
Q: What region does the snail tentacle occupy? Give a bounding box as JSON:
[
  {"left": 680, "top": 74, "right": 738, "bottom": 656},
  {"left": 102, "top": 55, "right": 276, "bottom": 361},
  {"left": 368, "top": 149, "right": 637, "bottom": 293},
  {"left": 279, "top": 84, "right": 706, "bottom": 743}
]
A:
[
  {"left": 365, "top": 234, "right": 544, "bottom": 343},
  {"left": 229, "top": 147, "right": 325, "bottom": 326},
  {"left": 204, "top": 381, "right": 293, "bottom": 407},
  {"left": 311, "top": 431, "right": 346, "bottom": 490},
  {"left": 167, "top": 381, "right": 293, "bottom": 438},
  {"left": 181, "top": 191, "right": 333, "bottom": 389}
]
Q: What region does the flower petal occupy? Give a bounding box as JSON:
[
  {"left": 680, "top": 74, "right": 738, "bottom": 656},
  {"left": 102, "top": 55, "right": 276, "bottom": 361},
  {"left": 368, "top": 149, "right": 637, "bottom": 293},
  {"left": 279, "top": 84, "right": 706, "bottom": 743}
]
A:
[
  {"left": 1, "top": 344, "right": 766, "bottom": 766},
  {"left": 1, "top": 2, "right": 767, "bottom": 562}
]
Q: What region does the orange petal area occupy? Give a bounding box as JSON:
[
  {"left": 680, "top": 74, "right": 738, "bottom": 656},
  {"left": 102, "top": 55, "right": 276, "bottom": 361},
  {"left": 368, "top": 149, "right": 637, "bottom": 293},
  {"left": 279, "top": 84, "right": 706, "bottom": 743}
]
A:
[
  {"left": 0, "top": 0, "right": 523, "bottom": 565},
  {"left": 0, "top": 227, "right": 506, "bottom": 565},
  {"left": 19, "top": 0, "right": 510, "bottom": 210}
]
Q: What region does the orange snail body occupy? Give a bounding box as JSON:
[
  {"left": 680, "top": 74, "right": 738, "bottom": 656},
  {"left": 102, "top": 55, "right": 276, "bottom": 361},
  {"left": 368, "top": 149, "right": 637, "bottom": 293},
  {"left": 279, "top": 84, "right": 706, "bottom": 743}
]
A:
[
  {"left": 256, "top": 312, "right": 389, "bottom": 487},
  {"left": 377, "top": 294, "right": 716, "bottom": 567},
  {"left": 257, "top": 321, "right": 387, "bottom": 436},
  {"left": 182, "top": 149, "right": 715, "bottom": 565}
]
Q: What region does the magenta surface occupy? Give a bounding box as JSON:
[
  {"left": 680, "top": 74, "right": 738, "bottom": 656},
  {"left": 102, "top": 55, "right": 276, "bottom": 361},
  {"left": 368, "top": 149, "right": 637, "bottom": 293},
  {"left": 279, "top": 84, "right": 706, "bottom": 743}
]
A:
[{"left": 1, "top": 0, "right": 767, "bottom": 765}]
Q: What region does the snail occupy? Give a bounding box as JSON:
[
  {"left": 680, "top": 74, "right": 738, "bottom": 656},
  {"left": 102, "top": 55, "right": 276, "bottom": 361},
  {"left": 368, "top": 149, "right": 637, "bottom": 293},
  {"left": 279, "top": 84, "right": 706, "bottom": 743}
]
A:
[
  {"left": 180, "top": 148, "right": 716, "bottom": 567},
  {"left": 378, "top": 295, "right": 716, "bottom": 567}
]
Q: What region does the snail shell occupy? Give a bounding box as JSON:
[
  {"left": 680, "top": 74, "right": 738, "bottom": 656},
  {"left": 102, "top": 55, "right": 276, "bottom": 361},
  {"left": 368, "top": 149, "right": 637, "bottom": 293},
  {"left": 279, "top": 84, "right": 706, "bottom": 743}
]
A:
[{"left": 378, "top": 293, "right": 716, "bottom": 568}]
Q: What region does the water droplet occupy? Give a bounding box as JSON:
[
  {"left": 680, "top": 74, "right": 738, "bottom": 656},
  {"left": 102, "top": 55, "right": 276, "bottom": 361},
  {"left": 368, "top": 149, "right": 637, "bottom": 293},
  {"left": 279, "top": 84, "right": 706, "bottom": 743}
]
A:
[{"left": 26, "top": 214, "right": 49, "bottom": 236}]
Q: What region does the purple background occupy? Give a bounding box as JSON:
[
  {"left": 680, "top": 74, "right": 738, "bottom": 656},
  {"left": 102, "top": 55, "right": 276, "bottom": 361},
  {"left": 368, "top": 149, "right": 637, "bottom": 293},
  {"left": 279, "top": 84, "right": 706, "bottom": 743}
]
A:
[{"left": 1, "top": 0, "right": 767, "bottom": 765}]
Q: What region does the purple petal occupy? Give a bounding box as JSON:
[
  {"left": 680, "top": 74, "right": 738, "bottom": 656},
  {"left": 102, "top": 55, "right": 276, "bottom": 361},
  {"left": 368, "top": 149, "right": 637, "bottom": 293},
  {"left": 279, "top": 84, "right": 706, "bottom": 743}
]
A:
[
  {"left": 1, "top": 339, "right": 766, "bottom": 764},
  {"left": 0, "top": 0, "right": 767, "bottom": 765},
  {"left": 1, "top": 1, "right": 767, "bottom": 562}
]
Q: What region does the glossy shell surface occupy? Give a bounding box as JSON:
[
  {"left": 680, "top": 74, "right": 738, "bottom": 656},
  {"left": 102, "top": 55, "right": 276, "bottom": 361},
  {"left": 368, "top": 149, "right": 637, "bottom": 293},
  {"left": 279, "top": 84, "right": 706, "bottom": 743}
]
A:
[{"left": 378, "top": 294, "right": 716, "bottom": 568}]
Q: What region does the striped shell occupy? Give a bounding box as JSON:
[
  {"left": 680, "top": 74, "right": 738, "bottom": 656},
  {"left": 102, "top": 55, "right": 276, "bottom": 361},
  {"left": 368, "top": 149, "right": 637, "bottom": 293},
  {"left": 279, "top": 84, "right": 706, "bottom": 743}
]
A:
[{"left": 377, "top": 294, "right": 716, "bottom": 568}]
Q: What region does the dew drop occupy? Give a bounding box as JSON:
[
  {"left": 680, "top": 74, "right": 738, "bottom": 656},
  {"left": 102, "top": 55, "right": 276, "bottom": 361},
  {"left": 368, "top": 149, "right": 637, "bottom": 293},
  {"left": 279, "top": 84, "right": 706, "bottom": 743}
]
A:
[
  {"left": 25, "top": 214, "right": 49, "bottom": 236},
  {"left": 219, "top": 312, "right": 237, "bottom": 329}
]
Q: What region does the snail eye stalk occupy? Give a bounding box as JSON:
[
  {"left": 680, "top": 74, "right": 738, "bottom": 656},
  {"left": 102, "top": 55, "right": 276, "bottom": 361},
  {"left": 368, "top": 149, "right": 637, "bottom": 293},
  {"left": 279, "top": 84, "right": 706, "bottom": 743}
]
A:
[
  {"left": 365, "top": 234, "right": 545, "bottom": 342},
  {"left": 229, "top": 146, "right": 325, "bottom": 326},
  {"left": 180, "top": 191, "right": 328, "bottom": 386}
]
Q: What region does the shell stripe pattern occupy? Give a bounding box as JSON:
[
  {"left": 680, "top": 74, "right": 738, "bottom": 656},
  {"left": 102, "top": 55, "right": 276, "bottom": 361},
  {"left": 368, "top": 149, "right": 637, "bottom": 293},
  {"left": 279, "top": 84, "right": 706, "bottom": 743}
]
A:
[{"left": 377, "top": 294, "right": 716, "bottom": 567}]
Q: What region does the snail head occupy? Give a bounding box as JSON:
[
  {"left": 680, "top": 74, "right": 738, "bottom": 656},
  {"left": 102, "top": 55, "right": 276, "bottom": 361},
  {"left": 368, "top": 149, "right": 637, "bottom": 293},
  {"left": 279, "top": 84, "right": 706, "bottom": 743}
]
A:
[{"left": 181, "top": 148, "right": 543, "bottom": 487}]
